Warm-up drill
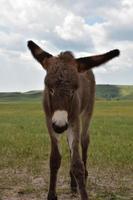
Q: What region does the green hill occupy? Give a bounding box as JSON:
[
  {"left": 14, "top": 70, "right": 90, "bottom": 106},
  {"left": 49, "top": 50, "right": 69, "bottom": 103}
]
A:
[
  {"left": 0, "top": 91, "right": 42, "bottom": 102},
  {"left": 0, "top": 85, "right": 133, "bottom": 102},
  {"left": 96, "top": 85, "right": 133, "bottom": 100}
]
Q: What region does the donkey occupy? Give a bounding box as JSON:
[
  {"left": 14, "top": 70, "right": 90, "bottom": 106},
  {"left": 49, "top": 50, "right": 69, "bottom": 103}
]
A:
[{"left": 27, "top": 40, "right": 120, "bottom": 200}]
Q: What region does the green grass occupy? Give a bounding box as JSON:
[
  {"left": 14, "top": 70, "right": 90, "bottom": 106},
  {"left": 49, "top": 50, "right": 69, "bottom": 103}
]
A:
[
  {"left": 0, "top": 100, "right": 132, "bottom": 199},
  {"left": 0, "top": 100, "right": 132, "bottom": 171},
  {"left": 0, "top": 101, "right": 49, "bottom": 170},
  {"left": 90, "top": 101, "right": 133, "bottom": 167}
]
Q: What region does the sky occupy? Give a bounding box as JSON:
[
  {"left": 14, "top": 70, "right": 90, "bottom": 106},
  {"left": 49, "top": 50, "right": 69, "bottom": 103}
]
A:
[{"left": 0, "top": 0, "right": 133, "bottom": 92}]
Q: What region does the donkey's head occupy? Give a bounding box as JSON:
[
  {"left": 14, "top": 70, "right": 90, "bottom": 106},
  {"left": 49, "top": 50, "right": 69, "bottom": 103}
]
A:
[{"left": 27, "top": 40, "right": 120, "bottom": 133}]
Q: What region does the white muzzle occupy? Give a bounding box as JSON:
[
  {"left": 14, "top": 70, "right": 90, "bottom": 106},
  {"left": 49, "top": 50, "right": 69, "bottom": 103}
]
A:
[{"left": 52, "top": 110, "right": 68, "bottom": 127}]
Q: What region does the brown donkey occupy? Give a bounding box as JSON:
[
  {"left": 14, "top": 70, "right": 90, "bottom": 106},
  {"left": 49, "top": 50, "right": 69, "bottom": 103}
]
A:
[{"left": 27, "top": 40, "right": 120, "bottom": 200}]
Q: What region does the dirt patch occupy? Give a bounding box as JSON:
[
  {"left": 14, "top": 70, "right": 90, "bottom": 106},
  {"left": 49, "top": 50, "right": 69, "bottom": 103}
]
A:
[{"left": 0, "top": 166, "right": 132, "bottom": 200}]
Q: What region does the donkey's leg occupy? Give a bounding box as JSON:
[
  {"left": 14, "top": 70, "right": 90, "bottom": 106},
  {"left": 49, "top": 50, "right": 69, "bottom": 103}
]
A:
[
  {"left": 81, "top": 113, "right": 91, "bottom": 184},
  {"left": 69, "top": 121, "right": 89, "bottom": 200},
  {"left": 71, "top": 144, "right": 89, "bottom": 200},
  {"left": 67, "top": 127, "right": 77, "bottom": 193},
  {"left": 47, "top": 137, "right": 61, "bottom": 200}
]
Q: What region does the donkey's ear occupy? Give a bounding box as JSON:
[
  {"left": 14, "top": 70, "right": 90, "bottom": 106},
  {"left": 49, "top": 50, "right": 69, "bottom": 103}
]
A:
[
  {"left": 76, "top": 49, "right": 120, "bottom": 72},
  {"left": 27, "top": 40, "right": 53, "bottom": 69}
]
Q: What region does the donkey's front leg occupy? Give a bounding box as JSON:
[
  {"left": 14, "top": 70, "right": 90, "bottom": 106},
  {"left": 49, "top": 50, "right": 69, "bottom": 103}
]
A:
[
  {"left": 47, "top": 137, "right": 61, "bottom": 200},
  {"left": 71, "top": 148, "right": 88, "bottom": 200},
  {"left": 70, "top": 123, "right": 89, "bottom": 200}
]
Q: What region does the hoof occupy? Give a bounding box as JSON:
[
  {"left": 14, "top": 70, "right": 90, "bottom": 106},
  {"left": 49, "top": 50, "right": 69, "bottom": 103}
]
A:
[
  {"left": 70, "top": 170, "right": 77, "bottom": 193},
  {"left": 71, "top": 186, "right": 78, "bottom": 193},
  {"left": 47, "top": 193, "right": 57, "bottom": 200},
  {"left": 85, "top": 169, "right": 88, "bottom": 179},
  {"left": 85, "top": 169, "right": 88, "bottom": 185}
]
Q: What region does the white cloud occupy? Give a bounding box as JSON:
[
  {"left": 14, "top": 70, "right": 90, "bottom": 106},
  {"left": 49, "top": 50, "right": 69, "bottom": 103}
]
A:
[
  {"left": 0, "top": 0, "right": 133, "bottom": 91},
  {"left": 55, "top": 13, "right": 85, "bottom": 41},
  {"left": 55, "top": 13, "right": 94, "bottom": 51},
  {"left": 0, "top": 31, "right": 25, "bottom": 52}
]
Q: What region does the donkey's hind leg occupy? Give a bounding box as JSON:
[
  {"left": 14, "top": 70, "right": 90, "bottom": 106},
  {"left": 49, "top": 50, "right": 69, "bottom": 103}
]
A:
[{"left": 81, "top": 112, "right": 92, "bottom": 184}]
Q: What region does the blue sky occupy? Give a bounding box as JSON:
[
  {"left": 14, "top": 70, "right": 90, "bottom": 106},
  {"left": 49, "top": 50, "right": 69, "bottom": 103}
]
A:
[{"left": 0, "top": 0, "right": 133, "bottom": 92}]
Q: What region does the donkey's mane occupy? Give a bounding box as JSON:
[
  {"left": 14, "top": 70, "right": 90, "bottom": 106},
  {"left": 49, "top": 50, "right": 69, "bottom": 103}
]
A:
[{"left": 58, "top": 51, "right": 75, "bottom": 62}]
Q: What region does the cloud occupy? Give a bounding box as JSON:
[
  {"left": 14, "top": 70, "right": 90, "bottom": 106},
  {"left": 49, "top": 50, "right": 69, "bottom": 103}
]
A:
[
  {"left": 49, "top": 0, "right": 122, "bottom": 17},
  {"left": 54, "top": 13, "right": 94, "bottom": 51},
  {"left": 0, "top": 0, "right": 133, "bottom": 91},
  {"left": 0, "top": 31, "right": 25, "bottom": 52},
  {"left": 102, "top": 1, "right": 133, "bottom": 41}
]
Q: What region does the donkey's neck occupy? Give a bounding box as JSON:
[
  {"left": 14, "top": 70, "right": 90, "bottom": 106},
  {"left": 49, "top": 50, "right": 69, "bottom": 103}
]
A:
[{"left": 77, "top": 70, "right": 95, "bottom": 114}]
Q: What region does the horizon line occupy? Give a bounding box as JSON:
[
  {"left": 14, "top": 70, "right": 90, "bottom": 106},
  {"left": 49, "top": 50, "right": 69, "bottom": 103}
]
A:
[{"left": 0, "top": 84, "right": 133, "bottom": 93}]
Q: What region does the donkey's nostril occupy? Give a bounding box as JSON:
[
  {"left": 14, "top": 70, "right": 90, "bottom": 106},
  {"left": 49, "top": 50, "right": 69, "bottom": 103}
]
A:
[{"left": 52, "top": 123, "right": 68, "bottom": 134}]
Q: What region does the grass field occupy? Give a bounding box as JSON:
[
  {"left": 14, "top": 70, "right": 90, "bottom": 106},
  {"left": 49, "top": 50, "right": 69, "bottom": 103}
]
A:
[{"left": 0, "top": 100, "right": 133, "bottom": 199}]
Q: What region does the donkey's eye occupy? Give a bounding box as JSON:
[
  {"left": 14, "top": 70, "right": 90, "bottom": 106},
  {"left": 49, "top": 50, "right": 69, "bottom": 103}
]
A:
[{"left": 49, "top": 88, "right": 55, "bottom": 96}]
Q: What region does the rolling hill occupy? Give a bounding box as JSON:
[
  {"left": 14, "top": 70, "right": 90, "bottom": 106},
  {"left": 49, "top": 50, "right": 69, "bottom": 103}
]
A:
[
  {"left": 0, "top": 85, "right": 133, "bottom": 101},
  {"left": 96, "top": 85, "right": 133, "bottom": 100}
]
